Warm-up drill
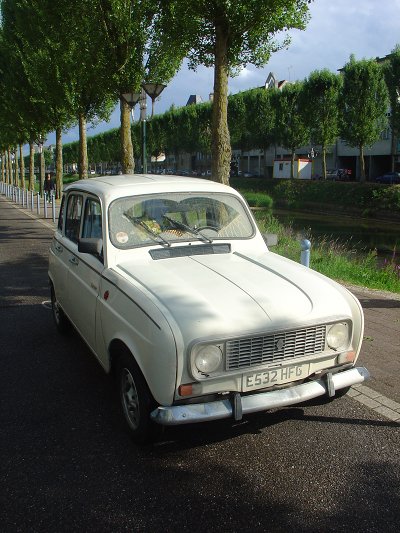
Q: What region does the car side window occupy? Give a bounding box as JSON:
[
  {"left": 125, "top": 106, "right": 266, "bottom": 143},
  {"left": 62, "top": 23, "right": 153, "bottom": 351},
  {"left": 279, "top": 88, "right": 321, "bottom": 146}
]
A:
[
  {"left": 82, "top": 198, "right": 102, "bottom": 239},
  {"left": 65, "top": 194, "right": 83, "bottom": 243}
]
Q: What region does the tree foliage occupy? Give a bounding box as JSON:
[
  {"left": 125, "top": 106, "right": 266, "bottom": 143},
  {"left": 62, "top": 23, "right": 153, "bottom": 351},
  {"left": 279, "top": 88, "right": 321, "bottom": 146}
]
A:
[
  {"left": 166, "top": 0, "right": 312, "bottom": 185},
  {"left": 302, "top": 69, "right": 342, "bottom": 178},
  {"left": 274, "top": 82, "right": 310, "bottom": 178},
  {"left": 339, "top": 56, "right": 389, "bottom": 181}
]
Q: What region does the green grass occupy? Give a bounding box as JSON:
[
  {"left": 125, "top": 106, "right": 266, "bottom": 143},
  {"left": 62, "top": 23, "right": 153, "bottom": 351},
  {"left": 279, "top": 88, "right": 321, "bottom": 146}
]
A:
[{"left": 255, "top": 212, "right": 400, "bottom": 294}]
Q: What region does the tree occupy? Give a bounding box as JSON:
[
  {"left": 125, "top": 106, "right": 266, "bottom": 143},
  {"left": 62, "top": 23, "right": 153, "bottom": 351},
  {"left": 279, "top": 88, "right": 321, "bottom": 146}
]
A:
[
  {"left": 339, "top": 56, "right": 389, "bottom": 181},
  {"left": 274, "top": 82, "right": 310, "bottom": 178},
  {"left": 383, "top": 45, "right": 400, "bottom": 172},
  {"left": 169, "top": 0, "right": 312, "bottom": 185},
  {"left": 97, "top": 1, "right": 188, "bottom": 174},
  {"left": 302, "top": 70, "right": 342, "bottom": 179}
]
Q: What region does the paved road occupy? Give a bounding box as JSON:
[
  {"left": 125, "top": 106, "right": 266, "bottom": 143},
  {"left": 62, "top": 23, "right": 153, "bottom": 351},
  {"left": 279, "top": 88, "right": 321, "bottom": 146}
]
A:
[{"left": 1, "top": 196, "right": 399, "bottom": 532}]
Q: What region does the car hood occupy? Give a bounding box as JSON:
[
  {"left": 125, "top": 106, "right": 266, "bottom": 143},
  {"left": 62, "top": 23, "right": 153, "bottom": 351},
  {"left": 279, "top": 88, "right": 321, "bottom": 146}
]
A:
[{"left": 115, "top": 250, "right": 353, "bottom": 341}]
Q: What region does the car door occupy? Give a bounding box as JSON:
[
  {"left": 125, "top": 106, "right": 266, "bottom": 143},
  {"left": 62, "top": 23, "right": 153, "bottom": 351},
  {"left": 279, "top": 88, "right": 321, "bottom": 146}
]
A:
[
  {"left": 49, "top": 195, "right": 69, "bottom": 308},
  {"left": 64, "top": 195, "right": 104, "bottom": 352}
]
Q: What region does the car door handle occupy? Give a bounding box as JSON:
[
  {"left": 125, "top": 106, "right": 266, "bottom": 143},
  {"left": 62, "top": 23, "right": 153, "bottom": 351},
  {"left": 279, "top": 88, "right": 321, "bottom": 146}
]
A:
[
  {"left": 55, "top": 243, "right": 63, "bottom": 252},
  {"left": 69, "top": 256, "right": 79, "bottom": 266}
]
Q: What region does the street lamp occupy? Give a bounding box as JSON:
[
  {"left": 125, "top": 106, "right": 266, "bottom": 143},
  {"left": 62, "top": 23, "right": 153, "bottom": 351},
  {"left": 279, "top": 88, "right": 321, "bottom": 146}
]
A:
[
  {"left": 35, "top": 135, "right": 46, "bottom": 196},
  {"left": 122, "top": 82, "right": 166, "bottom": 174}
]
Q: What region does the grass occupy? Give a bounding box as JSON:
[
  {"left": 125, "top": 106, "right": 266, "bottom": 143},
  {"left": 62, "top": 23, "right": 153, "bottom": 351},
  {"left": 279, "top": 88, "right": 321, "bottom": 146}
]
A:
[{"left": 254, "top": 212, "right": 400, "bottom": 294}]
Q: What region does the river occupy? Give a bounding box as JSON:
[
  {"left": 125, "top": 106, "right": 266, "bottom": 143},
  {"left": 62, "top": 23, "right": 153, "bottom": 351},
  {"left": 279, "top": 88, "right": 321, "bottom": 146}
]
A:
[{"left": 273, "top": 209, "right": 400, "bottom": 260}]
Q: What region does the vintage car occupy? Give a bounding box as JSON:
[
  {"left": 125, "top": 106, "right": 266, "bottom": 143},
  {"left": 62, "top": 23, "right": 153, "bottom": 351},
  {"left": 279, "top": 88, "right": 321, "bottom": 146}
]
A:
[{"left": 48, "top": 175, "right": 369, "bottom": 442}]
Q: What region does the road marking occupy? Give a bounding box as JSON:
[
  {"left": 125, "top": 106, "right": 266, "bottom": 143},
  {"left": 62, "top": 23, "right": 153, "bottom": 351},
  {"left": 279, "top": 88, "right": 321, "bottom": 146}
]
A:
[{"left": 349, "top": 384, "right": 400, "bottom": 422}]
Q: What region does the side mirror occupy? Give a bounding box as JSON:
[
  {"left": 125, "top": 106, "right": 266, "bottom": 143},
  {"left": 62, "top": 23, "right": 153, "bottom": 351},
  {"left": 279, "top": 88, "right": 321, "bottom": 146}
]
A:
[{"left": 78, "top": 238, "right": 103, "bottom": 257}]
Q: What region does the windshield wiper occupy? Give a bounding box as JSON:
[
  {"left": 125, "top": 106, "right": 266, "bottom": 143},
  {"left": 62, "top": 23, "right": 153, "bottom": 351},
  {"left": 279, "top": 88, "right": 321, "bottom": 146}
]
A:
[
  {"left": 123, "top": 213, "right": 171, "bottom": 247},
  {"left": 162, "top": 215, "right": 213, "bottom": 243}
]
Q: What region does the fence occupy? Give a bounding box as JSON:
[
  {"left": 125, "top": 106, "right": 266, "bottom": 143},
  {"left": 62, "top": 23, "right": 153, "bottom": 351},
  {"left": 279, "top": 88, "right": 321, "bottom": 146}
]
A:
[{"left": 0, "top": 182, "right": 57, "bottom": 223}]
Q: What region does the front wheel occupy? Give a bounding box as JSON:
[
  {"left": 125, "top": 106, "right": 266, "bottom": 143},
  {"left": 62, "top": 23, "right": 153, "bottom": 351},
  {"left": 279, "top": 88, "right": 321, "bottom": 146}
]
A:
[{"left": 117, "top": 352, "right": 162, "bottom": 444}]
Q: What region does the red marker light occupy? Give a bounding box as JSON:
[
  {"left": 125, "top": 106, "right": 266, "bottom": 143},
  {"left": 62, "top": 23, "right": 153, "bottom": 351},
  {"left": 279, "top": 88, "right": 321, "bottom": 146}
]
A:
[{"left": 103, "top": 291, "right": 109, "bottom": 300}]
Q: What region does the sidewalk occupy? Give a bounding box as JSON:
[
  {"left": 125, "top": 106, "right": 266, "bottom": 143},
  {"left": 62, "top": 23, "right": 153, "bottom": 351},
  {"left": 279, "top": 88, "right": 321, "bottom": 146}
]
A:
[
  {"left": 0, "top": 188, "right": 61, "bottom": 231},
  {"left": 1, "top": 192, "right": 399, "bottom": 417}
]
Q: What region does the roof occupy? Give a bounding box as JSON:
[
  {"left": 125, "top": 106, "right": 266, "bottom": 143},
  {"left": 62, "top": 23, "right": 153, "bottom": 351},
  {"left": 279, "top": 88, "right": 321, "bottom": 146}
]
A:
[
  {"left": 186, "top": 94, "right": 203, "bottom": 105},
  {"left": 64, "top": 174, "right": 235, "bottom": 202}
]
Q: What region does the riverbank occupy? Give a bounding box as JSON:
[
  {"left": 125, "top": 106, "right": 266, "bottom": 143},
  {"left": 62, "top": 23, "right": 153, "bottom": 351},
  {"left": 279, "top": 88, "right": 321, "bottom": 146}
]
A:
[
  {"left": 232, "top": 177, "right": 400, "bottom": 222},
  {"left": 253, "top": 211, "right": 400, "bottom": 294}
]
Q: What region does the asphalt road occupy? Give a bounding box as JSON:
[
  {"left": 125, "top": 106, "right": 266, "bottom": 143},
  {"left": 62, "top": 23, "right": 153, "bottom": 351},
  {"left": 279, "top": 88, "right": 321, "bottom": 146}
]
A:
[{"left": 1, "top": 196, "right": 399, "bottom": 533}]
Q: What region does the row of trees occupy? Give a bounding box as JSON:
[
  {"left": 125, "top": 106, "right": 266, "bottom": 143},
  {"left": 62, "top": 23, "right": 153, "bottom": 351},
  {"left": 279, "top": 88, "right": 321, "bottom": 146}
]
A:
[
  {"left": 0, "top": 0, "right": 312, "bottom": 196},
  {"left": 64, "top": 50, "right": 400, "bottom": 182}
]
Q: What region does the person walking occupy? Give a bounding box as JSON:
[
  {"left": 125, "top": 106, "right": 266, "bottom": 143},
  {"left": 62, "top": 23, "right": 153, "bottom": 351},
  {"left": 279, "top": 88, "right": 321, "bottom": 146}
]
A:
[{"left": 44, "top": 173, "right": 55, "bottom": 202}]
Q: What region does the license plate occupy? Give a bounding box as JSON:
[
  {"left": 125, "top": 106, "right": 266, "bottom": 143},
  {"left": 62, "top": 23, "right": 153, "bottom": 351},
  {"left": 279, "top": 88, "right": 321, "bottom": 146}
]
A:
[{"left": 242, "top": 363, "right": 309, "bottom": 392}]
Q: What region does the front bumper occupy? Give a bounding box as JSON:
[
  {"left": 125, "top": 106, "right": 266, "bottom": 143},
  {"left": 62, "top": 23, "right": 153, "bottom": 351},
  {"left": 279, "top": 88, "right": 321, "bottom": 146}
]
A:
[{"left": 150, "top": 366, "right": 369, "bottom": 426}]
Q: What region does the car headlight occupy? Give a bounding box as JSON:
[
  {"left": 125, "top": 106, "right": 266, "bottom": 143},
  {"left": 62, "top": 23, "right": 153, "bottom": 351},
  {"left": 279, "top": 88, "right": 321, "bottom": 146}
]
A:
[
  {"left": 327, "top": 323, "right": 349, "bottom": 350},
  {"left": 194, "top": 345, "right": 222, "bottom": 374}
]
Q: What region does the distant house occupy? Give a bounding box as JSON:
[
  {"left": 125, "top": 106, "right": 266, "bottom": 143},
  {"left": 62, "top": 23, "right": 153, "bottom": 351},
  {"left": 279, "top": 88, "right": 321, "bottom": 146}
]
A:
[{"left": 186, "top": 95, "right": 203, "bottom": 106}]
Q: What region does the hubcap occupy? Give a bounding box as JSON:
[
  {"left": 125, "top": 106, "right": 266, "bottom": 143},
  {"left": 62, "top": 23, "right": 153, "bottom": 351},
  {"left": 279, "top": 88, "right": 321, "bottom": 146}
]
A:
[{"left": 121, "top": 368, "right": 140, "bottom": 430}]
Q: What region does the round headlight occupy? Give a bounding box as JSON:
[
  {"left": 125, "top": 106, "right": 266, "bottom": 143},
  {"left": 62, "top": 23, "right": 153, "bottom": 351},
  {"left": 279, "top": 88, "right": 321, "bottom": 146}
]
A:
[
  {"left": 194, "top": 345, "right": 222, "bottom": 374},
  {"left": 327, "top": 323, "right": 349, "bottom": 350}
]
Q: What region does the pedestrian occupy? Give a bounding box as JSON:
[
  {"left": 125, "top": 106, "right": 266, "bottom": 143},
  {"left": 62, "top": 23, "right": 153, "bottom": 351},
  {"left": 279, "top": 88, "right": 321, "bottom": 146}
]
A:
[{"left": 44, "top": 173, "right": 55, "bottom": 202}]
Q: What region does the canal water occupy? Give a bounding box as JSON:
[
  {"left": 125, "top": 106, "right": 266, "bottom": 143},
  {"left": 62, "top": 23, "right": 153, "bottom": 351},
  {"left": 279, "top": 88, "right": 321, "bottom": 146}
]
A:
[{"left": 273, "top": 209, "right": 400, "bottom": 259}]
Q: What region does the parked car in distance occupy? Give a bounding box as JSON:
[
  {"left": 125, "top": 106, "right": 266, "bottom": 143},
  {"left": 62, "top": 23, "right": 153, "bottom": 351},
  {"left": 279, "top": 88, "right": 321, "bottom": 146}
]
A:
[
  {"left": 48, "top": 174, "right": 369, "bottom": 443},
  {"left": 375, "top": 171, "right": 400, "bottom": 184},
  {"left": 326, "top": 169, "right": 352, "bottom": 181}
]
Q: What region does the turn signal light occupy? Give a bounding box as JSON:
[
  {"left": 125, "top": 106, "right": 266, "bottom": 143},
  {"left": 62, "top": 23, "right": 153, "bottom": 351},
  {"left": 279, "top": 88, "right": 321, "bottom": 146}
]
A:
[
  {"left": 338, "top": 351, "right": 356, "bottom": 364},
  {"left": 178, "top": 384, "right": 193, "bottom": 396}
]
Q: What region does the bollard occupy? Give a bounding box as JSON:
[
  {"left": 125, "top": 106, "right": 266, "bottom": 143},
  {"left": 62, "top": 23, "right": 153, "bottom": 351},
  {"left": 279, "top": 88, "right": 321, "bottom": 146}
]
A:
[
  {"left": 300, "top": 239, "right": 311, "bottom": 267},
  {"left": 44, "top": 196, "right": 48, "bottom": 218},
  {"left": 51, "top": 195, "right": 56, "bottom": 223},
  {"left": 31, "top": 191, "right": 34, "bottom": 210},
  {"left": 37, "top": 193, "right": 40, "bottom": 215}
]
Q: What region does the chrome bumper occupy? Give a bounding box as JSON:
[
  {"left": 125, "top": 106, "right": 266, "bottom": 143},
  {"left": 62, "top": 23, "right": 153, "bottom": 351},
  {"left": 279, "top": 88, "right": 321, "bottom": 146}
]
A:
[{"left": 151, "top": 366, "right": 369, "bottom": 426}]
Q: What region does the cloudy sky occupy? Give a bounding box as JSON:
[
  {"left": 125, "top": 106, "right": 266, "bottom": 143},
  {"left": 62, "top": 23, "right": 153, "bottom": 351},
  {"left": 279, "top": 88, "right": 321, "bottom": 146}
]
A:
[{"left": 60, "top": 0, "right": 400, "bottom": 145}]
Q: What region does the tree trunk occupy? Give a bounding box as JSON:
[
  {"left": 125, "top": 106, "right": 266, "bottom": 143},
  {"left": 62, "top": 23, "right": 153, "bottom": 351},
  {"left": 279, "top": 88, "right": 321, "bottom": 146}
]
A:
[
  {"left": 211, "top": 24, "right": 231, "bottom": 186},
  {"left": 120, "top": 96, "right": 134, "bottom": 174},
  {"left": 7, "top": 150, "right": 12, "bottom": 185},
  {"left": 78, "top": 113, "right": 88, "bottom": 180},
  {"left": 390, "top": 126, "right": 397, "bottom": 172},
  {"left": 19, "top": 144, "right": 25, "bottom": 189},
  {"left": 322, "top": 145, "right": 327, "bottom": 179},
  {"left": 40, "top": 149, "right": 45, "bottom": 196},
  {"left": 56, "top": 127, "right": 63, "bottom": 199},
  {"left": 29, "top": 142, "right": 35, "bottom": 191},
  {"left": 15, "top": 148, "right": 19, "bottom": 187},
  {"left": 291, "top": 150, "right": 295, "bottom": 179},
  {"left": 0, "top": 152, "right": 4, "bottom": 183},
  {"left": 359, "top": 145, "right": 366, "bottom": 182}
]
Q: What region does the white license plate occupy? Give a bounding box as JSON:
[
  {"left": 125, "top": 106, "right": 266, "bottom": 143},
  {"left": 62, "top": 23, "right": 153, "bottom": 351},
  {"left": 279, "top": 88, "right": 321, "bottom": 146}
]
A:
[{"left": 242, "top": 363, "right": 309, "bottom": 392}]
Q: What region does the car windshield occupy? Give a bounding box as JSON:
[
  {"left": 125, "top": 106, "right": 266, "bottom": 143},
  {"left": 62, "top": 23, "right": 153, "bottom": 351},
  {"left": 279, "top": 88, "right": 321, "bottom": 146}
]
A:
[{"left": 108, "top": 192, "right": 254, "bottom": 249}]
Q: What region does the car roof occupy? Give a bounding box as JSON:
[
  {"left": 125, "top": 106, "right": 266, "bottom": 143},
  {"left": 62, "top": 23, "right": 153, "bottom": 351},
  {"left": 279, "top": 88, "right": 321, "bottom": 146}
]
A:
[{"left": 64, "top": 174, "right": 236, "bottom": 202}]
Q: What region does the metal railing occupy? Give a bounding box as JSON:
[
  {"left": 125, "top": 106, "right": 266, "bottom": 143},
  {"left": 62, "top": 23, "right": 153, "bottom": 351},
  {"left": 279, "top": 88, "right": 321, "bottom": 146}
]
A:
[{"left": 0, "top": 182, "right": 57, "bottom": 223}]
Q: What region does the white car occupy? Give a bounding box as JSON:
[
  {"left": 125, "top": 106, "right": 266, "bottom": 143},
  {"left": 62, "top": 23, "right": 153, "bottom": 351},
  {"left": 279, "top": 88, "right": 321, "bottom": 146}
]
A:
[{"left": 48, "top": 175, "right": 369, "bottom": 442}]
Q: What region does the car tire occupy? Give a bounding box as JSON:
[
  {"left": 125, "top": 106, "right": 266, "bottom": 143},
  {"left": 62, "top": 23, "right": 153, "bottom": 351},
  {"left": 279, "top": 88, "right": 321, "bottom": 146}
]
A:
[
  {"left": 50, "top": 285, "right": 71, "bottom": 334},
  {"left": 116, "top": 351, "right": 162, "bottom": 444}
]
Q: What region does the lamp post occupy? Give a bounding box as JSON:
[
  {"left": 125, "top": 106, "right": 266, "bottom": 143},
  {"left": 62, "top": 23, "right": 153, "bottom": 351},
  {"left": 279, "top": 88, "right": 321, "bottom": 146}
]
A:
[
  {"left": 35, "top": 136, "right": 45, "bottom": 196},
  {"left": 122, "top": 82, "right": 166, "bottom": 174}
]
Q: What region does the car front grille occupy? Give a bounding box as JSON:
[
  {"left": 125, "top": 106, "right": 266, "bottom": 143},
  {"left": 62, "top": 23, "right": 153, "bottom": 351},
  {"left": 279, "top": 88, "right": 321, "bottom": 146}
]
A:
[{"left": 226, "top": 325, "right": 326, "bottom": 370}]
